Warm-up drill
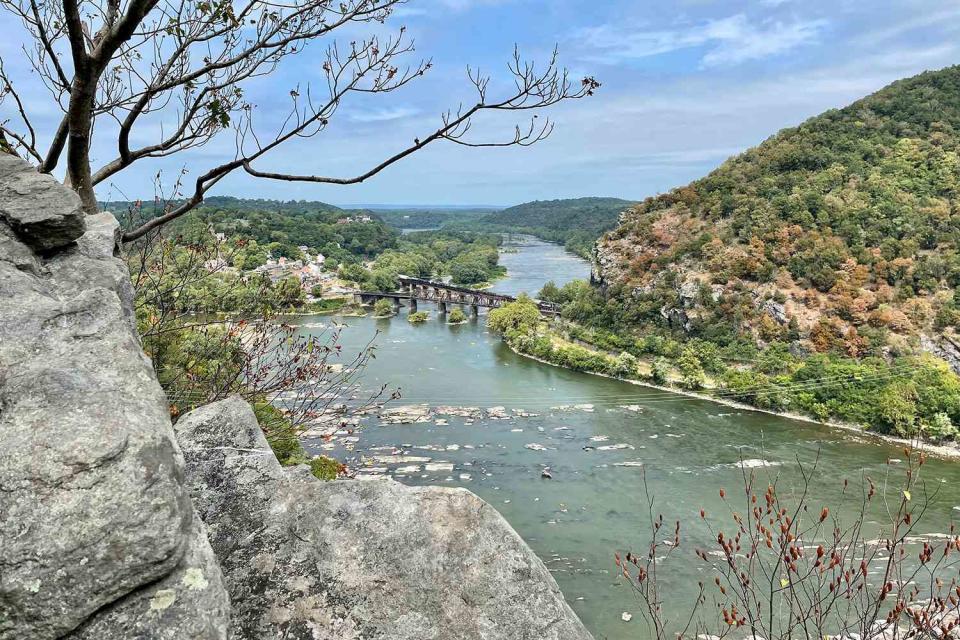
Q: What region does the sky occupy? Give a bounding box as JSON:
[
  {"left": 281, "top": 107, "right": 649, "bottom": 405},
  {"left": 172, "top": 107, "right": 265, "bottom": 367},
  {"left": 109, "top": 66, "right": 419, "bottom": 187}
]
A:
[{"left": 2, "top": 0, "right": 960, "bottom": 207}]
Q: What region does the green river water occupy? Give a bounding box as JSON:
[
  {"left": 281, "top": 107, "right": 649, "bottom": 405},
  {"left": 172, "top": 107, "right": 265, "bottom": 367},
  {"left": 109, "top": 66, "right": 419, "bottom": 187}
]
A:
[{"left": 297, "top": 236, "right": 960, "bottom": 640}]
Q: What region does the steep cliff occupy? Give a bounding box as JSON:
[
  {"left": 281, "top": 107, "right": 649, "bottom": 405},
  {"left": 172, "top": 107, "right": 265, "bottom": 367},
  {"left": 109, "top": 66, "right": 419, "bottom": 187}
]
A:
[
  {"left": 0, "top": 155, "right": 592, "bottom": 639},
  {"left": 0, "top": 155, "right": 230, "bottom": 639}
]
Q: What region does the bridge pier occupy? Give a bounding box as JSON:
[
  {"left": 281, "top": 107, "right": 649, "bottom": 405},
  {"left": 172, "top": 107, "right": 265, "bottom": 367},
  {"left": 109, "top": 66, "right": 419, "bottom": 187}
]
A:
[
  {"left": 438, "top": 302, "right": 447, "bottom": 314},
  {"left": 471, "top": 304, "right": 479, "bottom": 317},
  {"left": 409, "top": 298, "right": 417, "bottom": 313}
]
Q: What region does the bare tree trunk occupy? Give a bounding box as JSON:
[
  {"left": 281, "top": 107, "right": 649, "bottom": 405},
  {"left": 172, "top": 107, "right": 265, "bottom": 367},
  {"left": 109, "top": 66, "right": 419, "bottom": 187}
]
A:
[
  {"left": 40, "top": 118, "right": 70, "bottom": 174},
  {"left": 66, "top": 75, "right": 98, "bottom": 213}
]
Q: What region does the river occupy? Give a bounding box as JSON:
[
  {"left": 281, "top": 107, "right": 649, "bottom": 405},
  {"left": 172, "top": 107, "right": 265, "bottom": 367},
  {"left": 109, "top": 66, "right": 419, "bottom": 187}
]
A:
[{"left": 296, "top": 235, "right": 960, "bottom": 639}]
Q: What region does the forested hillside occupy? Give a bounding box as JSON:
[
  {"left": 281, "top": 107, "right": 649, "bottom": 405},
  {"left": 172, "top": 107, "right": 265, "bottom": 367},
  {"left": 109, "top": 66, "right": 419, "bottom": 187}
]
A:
[
  {"left": 101, "top": 195, "right": 345, "bottom": 216},
  {"left": 596, "top": 65, "right": 960, "bottom": 358},
  {"left": 453, "top": 197, "right": 634, "bottom": 257},
  {"left": 373, "top": 208, "right": 493, "bottom": 230},
  {"left": 104, "top": 197, "right": 398, "bottom": 267},
  {"left": 483, "top": 197, "right": 631, "bottom": 230},
  {"left": 517, "top": 65, "right": 960, "bottom": 440},
  {"left": 191, "top": 206, "right": 396, "bottom": 261}
]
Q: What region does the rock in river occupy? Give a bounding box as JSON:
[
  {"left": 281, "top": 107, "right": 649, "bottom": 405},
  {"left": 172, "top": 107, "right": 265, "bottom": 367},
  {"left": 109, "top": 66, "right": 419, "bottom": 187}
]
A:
[{"left": 379, "top": 404, "right": 432, "bottom": 424}]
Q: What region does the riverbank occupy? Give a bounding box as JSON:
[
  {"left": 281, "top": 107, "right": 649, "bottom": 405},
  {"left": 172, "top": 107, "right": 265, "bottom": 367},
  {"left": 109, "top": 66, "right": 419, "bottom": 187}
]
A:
[
  {"left": 299, "top": 234, "right": 960, "bottom": 640},
  {"left": 504, "top": 324, "right": 960, "bottom": 461}
]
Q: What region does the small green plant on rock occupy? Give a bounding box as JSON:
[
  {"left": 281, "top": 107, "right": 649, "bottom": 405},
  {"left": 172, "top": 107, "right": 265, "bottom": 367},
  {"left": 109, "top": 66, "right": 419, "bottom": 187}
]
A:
[
  {"left": 254, "top": 400, "right": 306, "bottom": 465},
  {"left": 309, "top": 455, "right": 343, "bottom": 480},
  {"left": 408, "top": 311, "right": 429, "bottom": 324},
  {"left": 448, "top": 307, "right": 468, "bottom": 324},
  {"left": 373, "top": 299, "right": 395, "bottom": 317}
]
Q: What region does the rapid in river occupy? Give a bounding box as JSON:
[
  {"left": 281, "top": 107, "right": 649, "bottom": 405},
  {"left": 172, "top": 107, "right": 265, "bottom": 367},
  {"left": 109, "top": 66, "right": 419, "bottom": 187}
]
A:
[{"left": 295, "top": 235, "right": 960, "bottom": 640}]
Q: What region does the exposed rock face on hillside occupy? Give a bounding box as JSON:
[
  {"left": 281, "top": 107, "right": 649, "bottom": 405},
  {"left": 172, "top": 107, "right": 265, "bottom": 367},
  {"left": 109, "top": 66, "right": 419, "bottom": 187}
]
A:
[
  {"left": 0, "top": 155, "right": 230, "bottom": 639},
  {"left": 921, "top": 333, "right": 960, "bottom": 374},
  {"left": 0, "top": 155, "right": 592, "bottom": 639},
  {"left": 175, "top": 396, "right": 593, "bottom": 640}
]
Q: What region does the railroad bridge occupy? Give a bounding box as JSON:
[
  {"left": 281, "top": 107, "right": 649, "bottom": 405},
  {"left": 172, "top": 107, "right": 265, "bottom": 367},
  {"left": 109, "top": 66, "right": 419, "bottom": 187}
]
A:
[{"left": 355, "top": 275, "right": 559, "bottom": 316}]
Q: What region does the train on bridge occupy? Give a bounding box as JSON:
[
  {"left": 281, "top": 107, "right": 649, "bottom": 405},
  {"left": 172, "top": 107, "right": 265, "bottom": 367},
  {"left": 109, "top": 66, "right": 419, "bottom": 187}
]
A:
[{"left": 355, "top": 275, "right": 560, "bottom": 316}]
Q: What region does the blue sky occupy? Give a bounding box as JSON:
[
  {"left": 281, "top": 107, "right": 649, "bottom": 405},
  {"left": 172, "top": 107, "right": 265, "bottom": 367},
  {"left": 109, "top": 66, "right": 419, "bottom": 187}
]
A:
[{"left": 3, "top": 0, "right": 960, "bottom": 206}]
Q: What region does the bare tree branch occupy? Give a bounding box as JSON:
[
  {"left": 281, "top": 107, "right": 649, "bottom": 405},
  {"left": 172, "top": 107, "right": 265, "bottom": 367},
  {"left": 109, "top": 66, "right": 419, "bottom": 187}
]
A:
[
  {"left": 0, "top": 0, "right": 598, "bottom": 238},
  {"left": 0, "top": 60, "right": 42, "bottom": 162}
]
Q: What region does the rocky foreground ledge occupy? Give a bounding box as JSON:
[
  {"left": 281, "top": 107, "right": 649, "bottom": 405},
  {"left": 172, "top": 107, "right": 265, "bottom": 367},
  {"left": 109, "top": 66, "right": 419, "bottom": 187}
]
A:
[
  {"left": 0, "top": 155, "right": 592, "bottom": 639},
  {"left": 177, "top": 396, "right": 592, "bottom": 639}
]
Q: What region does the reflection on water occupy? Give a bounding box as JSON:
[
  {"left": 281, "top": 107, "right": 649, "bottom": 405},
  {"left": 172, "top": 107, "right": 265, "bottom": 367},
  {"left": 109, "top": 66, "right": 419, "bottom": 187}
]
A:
[{"left": 297, "top": 236, "right": 960, "bottom": 640}]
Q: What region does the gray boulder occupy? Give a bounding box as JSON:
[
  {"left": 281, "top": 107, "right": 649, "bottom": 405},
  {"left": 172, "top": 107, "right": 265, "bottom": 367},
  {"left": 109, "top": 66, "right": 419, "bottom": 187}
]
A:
[
  {"left": 0, "top": 155, "right": 85, "bottom": 251},
  {"left": 69, "top": 512, "right": 230, "bottom": 640},
  {"left": 0, "top": 163, "right": 228, "bottom": 640},
  {"left": 761, "top": 299, "right": 789, "bottom": 325},
  {"left": 660, "top": 304, "right": 692, "bottom": 331},
  {"left": 176, "top": 396, "right": 594, "bottom": 640},
  {"left": 678, "top": 278, "right": 701, "bottom": 308}
]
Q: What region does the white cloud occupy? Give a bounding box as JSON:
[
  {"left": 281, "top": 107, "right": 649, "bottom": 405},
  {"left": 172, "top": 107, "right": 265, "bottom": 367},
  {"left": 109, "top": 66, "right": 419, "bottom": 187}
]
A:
[
  {"left": 391, "top": 7, "right": 429, "bottom": 17},
  {"left": 701, "top": 16, "right": 826, "bottom": 66},
  {"left": 851, "top": 5, "right": 960, "bottom": 46},
  {"left": 576, "top": 13, "right": 828, "bottom": 68},
  {"left": 347, "top": 106, "right": 421, "bottom": 122}
]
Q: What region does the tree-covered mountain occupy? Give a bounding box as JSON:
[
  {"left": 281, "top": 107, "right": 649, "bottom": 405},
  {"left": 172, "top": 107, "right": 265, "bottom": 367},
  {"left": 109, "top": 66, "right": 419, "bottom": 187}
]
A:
[
  {"left": 190, "top": 205, "right": 396, "bottom": 263},
  {"left": 595, "top": 65, "right": 960, "bottom": 361},
  {"left": 372, "top": 208, "right": 492, "bottom": 230},
  {"left": 103, "top": 196, "right": 397, "bottom": 267},
  {"left": 482, "top": 197, "right": 633, "bottom": 231},
  {"left": 488, "top": 65, "right": 960, "bottom": 439},
  {"left": 451, "top": 197, "right": 635, "bottom": 257},
  {"left": 101, "top": 195, "right": 346, "bottom": 217}
]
